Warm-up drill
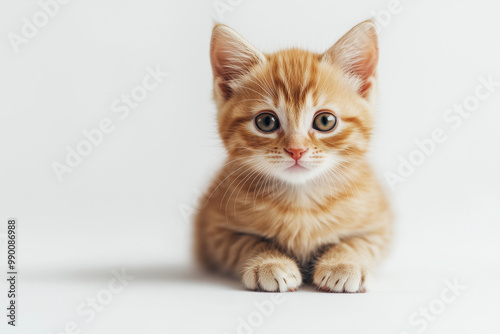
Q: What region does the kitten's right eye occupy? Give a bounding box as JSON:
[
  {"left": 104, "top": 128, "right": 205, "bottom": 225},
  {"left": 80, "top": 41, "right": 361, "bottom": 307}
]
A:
[{"left": 255, "top": 112, "right": 280, "bottom": 133}]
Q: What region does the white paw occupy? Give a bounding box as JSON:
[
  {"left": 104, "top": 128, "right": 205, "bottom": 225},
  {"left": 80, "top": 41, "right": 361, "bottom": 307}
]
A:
[
  {"left": 313, "top": 263, "right": 371, "bottom": 293},
  {"left": 242, "top": 257, "right": 302, "bottom": 292}
]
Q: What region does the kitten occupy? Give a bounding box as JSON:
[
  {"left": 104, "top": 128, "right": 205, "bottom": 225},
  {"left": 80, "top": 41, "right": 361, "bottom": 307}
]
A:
[{"left": 194, "top": 20, "right": 393, "bottom": 293}]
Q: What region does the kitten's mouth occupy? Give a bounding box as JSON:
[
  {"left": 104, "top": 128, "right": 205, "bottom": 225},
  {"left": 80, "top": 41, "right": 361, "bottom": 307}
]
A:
[{"left": 287, "top": 163, "right": 308, "bottom": 172}]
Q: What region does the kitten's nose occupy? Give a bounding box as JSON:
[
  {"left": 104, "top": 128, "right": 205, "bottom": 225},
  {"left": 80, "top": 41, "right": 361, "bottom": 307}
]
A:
[{"left": 284, "top": 147, "right": 308, "bottom": 161}]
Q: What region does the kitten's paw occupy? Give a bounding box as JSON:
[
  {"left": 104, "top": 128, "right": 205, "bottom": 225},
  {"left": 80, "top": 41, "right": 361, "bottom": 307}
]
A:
[
  {"left": 242, "top": 257, "right": 302, "bottom": 292},
  {"left": 313, "top": 263, "right": 371, "bottom": 293}
]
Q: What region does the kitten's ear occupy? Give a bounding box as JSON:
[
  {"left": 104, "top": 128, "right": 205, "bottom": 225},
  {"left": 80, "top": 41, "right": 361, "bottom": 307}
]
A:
[
  {"left": 210, "top": 24, "right": 266, "bottom": 100},
  {"left": 322, "top": 20, "right": 378, "bottom": 98}
]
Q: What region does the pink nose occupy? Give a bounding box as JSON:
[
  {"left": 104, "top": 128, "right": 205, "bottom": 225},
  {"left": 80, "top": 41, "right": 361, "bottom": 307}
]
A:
[{"left": 284, "top": 147, "right": 308, "bottom": 161}]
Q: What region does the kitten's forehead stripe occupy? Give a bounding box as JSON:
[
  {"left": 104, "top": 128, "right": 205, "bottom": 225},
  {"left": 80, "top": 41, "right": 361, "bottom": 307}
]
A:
[{"left": 265, "top": 50, "right": 321, "bottom": 126}]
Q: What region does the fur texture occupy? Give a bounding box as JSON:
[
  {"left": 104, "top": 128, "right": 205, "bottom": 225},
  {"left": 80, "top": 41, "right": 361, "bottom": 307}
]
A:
[{"left": 194, "top": 20, "right": 393, "bottom": 293}]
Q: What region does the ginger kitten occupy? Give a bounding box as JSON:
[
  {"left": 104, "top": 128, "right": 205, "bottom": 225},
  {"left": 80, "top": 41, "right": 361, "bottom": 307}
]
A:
[{"left": 194, "top": 20, "right": 393, "bottom": 293}]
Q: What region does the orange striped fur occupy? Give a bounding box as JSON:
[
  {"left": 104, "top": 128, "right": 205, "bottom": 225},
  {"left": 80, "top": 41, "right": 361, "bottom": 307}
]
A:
[{"left": 195, "top": 20, "right": 393, "bottom": 293}]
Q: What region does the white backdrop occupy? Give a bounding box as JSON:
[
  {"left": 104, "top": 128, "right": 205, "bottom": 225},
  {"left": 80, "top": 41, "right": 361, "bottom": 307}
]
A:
[{"left": 1, "top": 0, "right": 499, "bottom": 333}]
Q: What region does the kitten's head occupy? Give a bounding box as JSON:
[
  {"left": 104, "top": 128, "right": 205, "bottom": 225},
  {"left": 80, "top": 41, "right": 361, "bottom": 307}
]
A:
[{"left": 210, "top": 21, "right": 378, "bottom": 185}]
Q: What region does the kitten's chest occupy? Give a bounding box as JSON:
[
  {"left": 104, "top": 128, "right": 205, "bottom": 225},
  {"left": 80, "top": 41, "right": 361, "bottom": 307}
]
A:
[
  {"left": 227, "top": 181, "right": 366, "bottom": 262},
  {"left": 247, "top": 193, "right": 349, "bottom": 261}
]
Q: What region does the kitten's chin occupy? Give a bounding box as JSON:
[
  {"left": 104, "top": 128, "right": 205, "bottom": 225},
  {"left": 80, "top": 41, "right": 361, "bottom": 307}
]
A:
[
  {"left": 287, "top": 164, "right": 308, "bottom": 172},
  {"left": 277, "top": 165, "right": 322, "bottom": 185}
]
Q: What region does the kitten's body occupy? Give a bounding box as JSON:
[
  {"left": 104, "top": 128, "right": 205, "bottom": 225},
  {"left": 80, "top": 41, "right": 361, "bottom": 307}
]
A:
[{"left": 195, "top": 22, "right": 393, "bottom": 293}]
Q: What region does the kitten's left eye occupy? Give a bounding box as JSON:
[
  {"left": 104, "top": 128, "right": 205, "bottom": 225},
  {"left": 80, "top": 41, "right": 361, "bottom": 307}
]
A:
[
  {"left": 255, "top": 112, "right": 280, "bottom": 133},
  {"left": 312, "top": 112, "right": 337, "bottom": 132}
]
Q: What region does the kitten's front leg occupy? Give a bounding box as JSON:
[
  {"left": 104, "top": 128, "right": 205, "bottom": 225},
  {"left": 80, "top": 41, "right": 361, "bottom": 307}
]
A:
[
  {"left": 200, "top": 224, "right": 302, "bottom": 292},
  {"left": 313, "top": 232, "right": 389, "bottom": 293}
]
